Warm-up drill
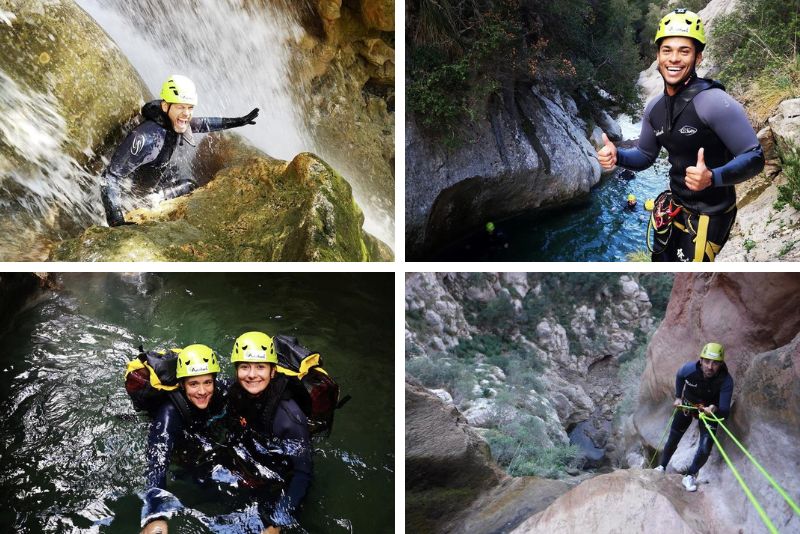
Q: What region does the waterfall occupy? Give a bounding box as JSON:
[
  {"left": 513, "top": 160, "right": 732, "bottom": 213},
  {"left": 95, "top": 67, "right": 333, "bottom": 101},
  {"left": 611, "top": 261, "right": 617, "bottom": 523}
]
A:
[{"left": 0, "top": 70, "right": 105, "bottom": 261}]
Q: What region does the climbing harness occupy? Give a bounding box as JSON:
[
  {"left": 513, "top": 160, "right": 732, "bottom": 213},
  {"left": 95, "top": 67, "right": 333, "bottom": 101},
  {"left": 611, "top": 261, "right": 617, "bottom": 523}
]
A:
[
  {"left": 651, "top": 404, "right": 800, "bottom": 533},
  {"left": 646, "top": 190, "right": 682, "bottom": 254}
]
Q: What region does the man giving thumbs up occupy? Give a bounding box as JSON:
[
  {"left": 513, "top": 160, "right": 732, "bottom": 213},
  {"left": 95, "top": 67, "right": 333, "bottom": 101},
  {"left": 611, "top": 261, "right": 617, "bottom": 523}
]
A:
[{"left": 596, "top": 9, "right": 764, "bottom": 262}]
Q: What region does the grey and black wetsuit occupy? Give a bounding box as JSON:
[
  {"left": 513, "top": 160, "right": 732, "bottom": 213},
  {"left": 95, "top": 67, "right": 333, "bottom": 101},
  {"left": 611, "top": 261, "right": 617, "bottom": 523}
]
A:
[
  {"left": 659, "top": 360, "right": 734, "bottom": 476},
  {"left": 141, "top": 382, "right": 228, "bottom": 527},
  {"left": 226, "top": 376, "right": 314, "bottom": 530},
  {"left": 100, "top": 101, "right": 257, "bottom": 226},
  {"left": 617, "top": 76, "right": 764, "bottom": 261}
]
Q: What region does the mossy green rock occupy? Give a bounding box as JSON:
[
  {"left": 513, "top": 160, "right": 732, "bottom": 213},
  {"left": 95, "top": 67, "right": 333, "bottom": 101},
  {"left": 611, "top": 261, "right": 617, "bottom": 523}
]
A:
[
  {"left": 0, "top": 0, "right": 149, "bottom": 165},
  {"left": 50, "top": 135, "right": 392, "bottom": 261}
]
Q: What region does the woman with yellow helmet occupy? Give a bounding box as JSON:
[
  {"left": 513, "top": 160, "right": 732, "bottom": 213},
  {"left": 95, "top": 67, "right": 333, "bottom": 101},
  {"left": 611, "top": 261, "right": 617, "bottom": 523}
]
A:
[
  {"left": 139, "top": 344, "right": 226, "bottom": 534},
  {"left": 226, "top": 331, "right": 313, "bottom": 534}
]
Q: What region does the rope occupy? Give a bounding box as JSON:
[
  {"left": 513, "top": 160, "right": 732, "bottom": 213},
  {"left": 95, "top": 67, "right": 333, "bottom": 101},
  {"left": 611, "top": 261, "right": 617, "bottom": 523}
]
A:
[
  {"left": 648, "top": 407, "right": 677, "bottom": 468},
  {"left": 701, "top": 412, "right": 800, "bottom": 516},
  {"left": 659, "top": 403, "right": 799, "bottom": 533},
  {"left": 698, "top": 412, "right": 778, "bottom": 534}
]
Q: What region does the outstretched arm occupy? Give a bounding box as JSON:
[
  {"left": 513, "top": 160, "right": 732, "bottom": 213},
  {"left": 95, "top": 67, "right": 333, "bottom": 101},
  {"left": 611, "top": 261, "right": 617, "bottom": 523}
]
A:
[
  {"left": 191, "top": 108, "right": 259, "bottom": 133},
  {"left": 140, "top": 402, "right": 184, "bottom": 529}
]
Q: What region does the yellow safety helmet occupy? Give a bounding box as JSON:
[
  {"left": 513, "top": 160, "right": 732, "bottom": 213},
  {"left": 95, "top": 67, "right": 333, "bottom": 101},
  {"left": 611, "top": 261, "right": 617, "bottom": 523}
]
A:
[
  {"left": 699, "top": 342, "right": 725, "bottom": 362},
  {"left": 645, "top": 198, "right": 655, "bottom": 211},
  {"left": 655, "top": 9, "right": 706, "bottom": 46},
  {"left": 231, "top": 331, "right": 278, "bottom": 364},
  {"left": 627, "top": 194, "right": 636, "bottom": 202},
  {"left": 160, "top": 74, "right": 198, "bottom": 105},
  {"left": 176, "top": 344, "right": 220, "bottom": 379}
]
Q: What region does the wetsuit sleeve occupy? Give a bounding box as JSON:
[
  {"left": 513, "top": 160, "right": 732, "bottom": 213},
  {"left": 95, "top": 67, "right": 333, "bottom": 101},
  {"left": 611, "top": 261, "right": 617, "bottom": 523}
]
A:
[
  {"left": 694, "top": 89, "right": 765, "bottom": 186},
  {"left": 100, "top": 128, "right": 160, "bottom": 226},
  {"left": 716, "top": 375, "right": 734, "bottom": 419},
  {"left": 190, "top": 108, "right": 258, "bottom": 133},
  {"left": 267, "top": 400, "right": 313, "bottom": 527},
  {"left": 675, "top": 362, "right": 695, "bottom": 399},
  {"left": 617, "top": 98, "right": 661, "bottom": 171},
  {"left": 141, "top": 401, "right": 185, "bottom": 526}
]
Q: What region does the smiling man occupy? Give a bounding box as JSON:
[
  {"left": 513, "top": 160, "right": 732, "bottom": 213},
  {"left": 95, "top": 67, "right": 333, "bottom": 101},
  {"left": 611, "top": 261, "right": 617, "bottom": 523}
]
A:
[
  {"left": 596, "top": 9, "right": 764, "bottom": 261},
  {"left": 653, "top": 342, "right": 733, "bottom": 492},
  {"left": 100, "top": 74, "right": 259, "bottom": 226}
]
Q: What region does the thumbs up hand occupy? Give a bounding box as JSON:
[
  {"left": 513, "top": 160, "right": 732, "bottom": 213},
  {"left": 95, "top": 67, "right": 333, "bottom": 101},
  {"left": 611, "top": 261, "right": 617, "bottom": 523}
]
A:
[
  {"left": 596, "top": 132, "right": 618, "bottom": 170},
  {"left": 685, "top": 147, "right": 712, "bottom": 191}
]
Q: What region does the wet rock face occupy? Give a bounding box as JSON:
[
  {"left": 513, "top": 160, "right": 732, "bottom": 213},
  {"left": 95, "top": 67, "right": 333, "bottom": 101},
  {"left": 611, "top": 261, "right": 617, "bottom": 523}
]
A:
[
  {"left": 0, "top": 0, "right": 149, "bottom": 165},
  {"left": 406, "top": 86, "right": 601, "bottom": 258},
  {"left": 406, "top": 381, "right": 503, "bottom": 533},
  {"left": 50, "top": 135, "right": 391, "bottom": 261},
  {"left": 511, "top": 469, "right": 732, "bottom": 533},
  {"left": 406, "top": 380, "right": 571, "bottom": 534},
  {"left": 632, "top": 273, "right": 800, "bottom": 533}
]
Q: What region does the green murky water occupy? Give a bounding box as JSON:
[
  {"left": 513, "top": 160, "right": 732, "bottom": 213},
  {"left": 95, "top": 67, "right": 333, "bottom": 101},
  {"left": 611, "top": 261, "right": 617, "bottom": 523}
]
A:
[{"left": 0, "top": 273, "right": 394, "bottom": 533}]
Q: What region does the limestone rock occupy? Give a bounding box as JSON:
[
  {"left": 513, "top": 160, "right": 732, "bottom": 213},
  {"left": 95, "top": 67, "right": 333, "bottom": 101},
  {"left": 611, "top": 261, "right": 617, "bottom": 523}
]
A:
[
  {"left": 511, "top": 469, "right": 734, "bottom": 533},
  {"left": 406, "top": 86, "right": 600, "bottom": 257},
  {"left": 632, "top": 273, "right": 800, "bottom": 533},
  {"left": 50, "top": 136, "right": 390, "bottom": 261},
  {"left": 360, "top": 0, "right": 393, "bottom": 31}
]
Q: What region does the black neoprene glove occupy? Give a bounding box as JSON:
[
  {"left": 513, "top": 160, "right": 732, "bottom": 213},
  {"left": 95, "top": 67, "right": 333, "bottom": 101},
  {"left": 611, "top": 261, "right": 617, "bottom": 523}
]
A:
[{"left": 222, "top": 108, "right": 259, "bottom": 129}]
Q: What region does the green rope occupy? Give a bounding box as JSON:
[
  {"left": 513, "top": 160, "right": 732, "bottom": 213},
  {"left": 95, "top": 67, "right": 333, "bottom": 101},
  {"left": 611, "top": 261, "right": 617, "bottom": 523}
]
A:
[
  {"left": 701, "top": 412, "right": 800, "bottom": 517},
  {"left": 648, "top": 407, "right": 677, "bottom": 468},
  {"left": 698, "top": 413, "right": 779, "bottom": 534}
]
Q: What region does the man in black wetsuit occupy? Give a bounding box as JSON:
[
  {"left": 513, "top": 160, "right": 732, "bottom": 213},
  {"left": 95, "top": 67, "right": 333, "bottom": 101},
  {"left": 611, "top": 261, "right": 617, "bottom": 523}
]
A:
[
  {"left": 596, "top": 9, "right": 764, "bottom": 261},
  {"left": 653, "top": 342, "right": 733, "bottom": 493},
  {"left": 101, "top": 74, "right": 259, "bottom": 226}
]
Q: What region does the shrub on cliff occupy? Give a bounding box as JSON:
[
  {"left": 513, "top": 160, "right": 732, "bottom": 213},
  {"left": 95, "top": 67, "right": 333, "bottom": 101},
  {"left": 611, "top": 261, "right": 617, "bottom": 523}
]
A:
[{"left": 407, "top": 0, "right": 645, "bottom": 140}]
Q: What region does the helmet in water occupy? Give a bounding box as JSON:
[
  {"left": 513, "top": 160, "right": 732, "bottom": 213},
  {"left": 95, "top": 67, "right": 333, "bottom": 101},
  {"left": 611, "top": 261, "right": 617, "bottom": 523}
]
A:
[
  {"left": 627, "top": 194, "right": 636, "bottom": 202},
  {"left": 176, "top": 344, "right": 220, "bottom": 379},
  {"left": 231, "top": 331, "right": 277, "bottom": 364},
  {"left": 160, "top": 74, "right": 198, "bottom": 106},
  {"left": 655, "top": 9, "right": 706, "bottom": 49},
  {"left": 645, "top": 198, "right": 655, "bottom": 211},
  {"left": 485, "top": 221, "right": 496, "bottom": 233},
  {"left": 699, "top": 342, "right": 725, "bottom": 362}
]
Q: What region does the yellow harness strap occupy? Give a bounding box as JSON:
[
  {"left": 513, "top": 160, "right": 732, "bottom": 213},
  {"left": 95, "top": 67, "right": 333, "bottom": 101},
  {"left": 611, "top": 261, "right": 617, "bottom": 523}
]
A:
[
  {"left": 277, "top": 353, "right": 329, "bottom": 379},
  {"left": 693, "top": 214, "right": 710, "bottom": 262}
]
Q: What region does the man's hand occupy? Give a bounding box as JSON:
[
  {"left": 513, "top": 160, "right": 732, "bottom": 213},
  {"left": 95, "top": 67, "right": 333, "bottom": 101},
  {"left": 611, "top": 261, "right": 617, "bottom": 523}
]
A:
[
  {"left": 685, "top": 147, "right": 713, "bottom": 191},
  {"left": 672, "top": 398, "right": 682, "bottom": 408},
  {"left": 596, "top": 132, "right": 618, "bottom": 170},
  {"left": 141, "top": 519, "right": 168, "bottom": 534},
  {"left": 702, "top": 405, "right": 717, "bottom": 416},
  {"left": 262, "top": 527, "right": 280, "bottom": 534},
  {"left": 240, "top": 108, "right": 259, "bottom": 125}
]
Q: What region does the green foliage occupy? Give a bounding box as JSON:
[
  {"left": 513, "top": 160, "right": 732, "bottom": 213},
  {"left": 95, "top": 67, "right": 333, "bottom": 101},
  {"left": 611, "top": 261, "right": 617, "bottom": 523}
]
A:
[
  {"left": 774, "top": 146, "right": 800, "bottom": 211},
  {"left": 712, "top": 0, "right": 800, "bottom": 99},
  {"left": 476, "top": 291, "right": 516, "bottom": 328},
  {"left": 636, "top": 273, "right": 674, "bottom": 319},
  {"left": 744, "top": 238, "right": 757, "bottom": 252},
  {"left": 484, "top": 414, "right": 580, "bottom": 477},
  {"left": 407, "top": 0, "right": 651, "bottom": 140},
  {"left": 779, "top": 239, "right": 798, "bottom": 258},
  {"left": 452, "top": 333, "right": 513, "bottom": 360},
  {"left": 406, "top": 355, "right": 476, "bottom": 403}
]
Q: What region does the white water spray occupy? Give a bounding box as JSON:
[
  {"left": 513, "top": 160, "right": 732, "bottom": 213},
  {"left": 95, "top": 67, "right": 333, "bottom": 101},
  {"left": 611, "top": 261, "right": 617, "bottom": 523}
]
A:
[{"left": 0, "top": 71, "right": 105, "bottom": 260}]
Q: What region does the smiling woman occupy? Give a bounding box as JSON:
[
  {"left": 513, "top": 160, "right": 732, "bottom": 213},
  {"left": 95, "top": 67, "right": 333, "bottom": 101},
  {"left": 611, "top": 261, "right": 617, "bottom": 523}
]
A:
[{"left": 0, "top": 272, "right": 394, "bottom": 533}]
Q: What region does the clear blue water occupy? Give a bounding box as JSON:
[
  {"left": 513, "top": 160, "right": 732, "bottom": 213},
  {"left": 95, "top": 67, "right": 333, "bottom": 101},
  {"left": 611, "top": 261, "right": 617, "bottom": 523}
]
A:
[
  {"left": 0, "top": 273, "right": 394, "bottom": 533},
  {"left": 435, "top": 157, "right": 671, "bottom": 262}
]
